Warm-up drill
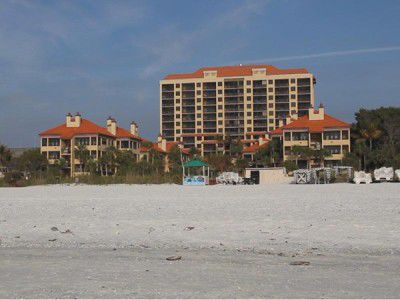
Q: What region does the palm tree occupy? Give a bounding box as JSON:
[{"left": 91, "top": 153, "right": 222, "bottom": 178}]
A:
[
  {"left": 359, "top": 121, "right": 382, "bottom": 151},
  {"left": 75, "top": 144, "right": 90, "bottom": 173}
]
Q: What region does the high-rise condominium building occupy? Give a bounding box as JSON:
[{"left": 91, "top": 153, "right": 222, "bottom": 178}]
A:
[{"left": 160, "top": 64, "right": 315, "bottom": 155}]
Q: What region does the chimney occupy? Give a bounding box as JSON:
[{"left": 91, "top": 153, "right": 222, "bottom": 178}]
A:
[
  {"left": 157, "top": 134, "right": 167, "bottom": 151},
  {"left": 106, "top": 116, "right": 117, "bottom": 136},
  {"left": 66, "top": 112, "right": 81, "bottom": 128},
  {"left": 66, "top": 113, "right": 72, "bottom": 127},
  {"left": 278, "top": 117, "right": 284, "bottom": 128},
  {"left": 318, "top": 103, "right": 325, "bottom": 117},
  {"left": 75, "top": 112, "right": 81, "bottom": 126},
  {"left": 309, "top": 104, "right": 324, "bottom": 120},
  {"left": 130, "top": 121, "right": 138, "bottom": 136}
]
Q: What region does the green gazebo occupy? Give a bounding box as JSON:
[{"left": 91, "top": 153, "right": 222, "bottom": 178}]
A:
[{"left": 182, "top": 159, "right": 210, "bottom": 185}]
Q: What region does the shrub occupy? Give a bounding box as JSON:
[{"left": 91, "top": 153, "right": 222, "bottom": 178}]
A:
[
  {"left": 4, "top": 171, "right": 25, "bottom": 187},
  {"left": 283, "top": 161, "right": 298, "bottom": 172}
]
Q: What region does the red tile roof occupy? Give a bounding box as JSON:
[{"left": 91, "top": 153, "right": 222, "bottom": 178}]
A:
[
  {"left": 39, "top": 119, "right": 114, "bottom": 139},
  {"left": 268, "top": 114, "right": 350, "bottom": 135},
  {"left": 115, "top": 127, "right": 142, "bottom": 141},
  {"left": 164, "top": 65, "right": 309, "bottom": 80},
  {"left": 243, "top": 141, "right": 269, "bottom": 154}
]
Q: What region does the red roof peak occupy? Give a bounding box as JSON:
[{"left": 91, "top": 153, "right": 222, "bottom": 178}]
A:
[{"left": 164, "top": 64, "right": 310, "bottom": 80}]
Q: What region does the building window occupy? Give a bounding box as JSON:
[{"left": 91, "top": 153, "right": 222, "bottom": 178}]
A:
[
  {"left": 291, "top": 110, "right": 297, "bottom": 114},
  {"left": 121, "top": 140, "right": 130, "bottom": 149},
  {"left": 196, "top": 83, "right": 201, "bottom": 87},
  {"left": 176, "top": 91, "right": 180, "bottom": 96},
  {"left": 76, "top": 137, "right": 90, "bottom": 146},
  {"left": 291, "top": 86, "right": 296, "bottom": 91},
  {"left": 197, "top": 90, "right": 201, "bottom": 95},
  {"left": 246, "top": 80, "right": 251, "bottom": 85},
  {"left": 91, "top": 137, "right": 97, "bottom": 145},
  {"left": 176, "top": 99, "right": 180, "bottom": 103},
  {"left": 90, "top": 150, "right": 97, "bottom": 158},
  {"left": 175, "top": 83, "right": 180, "bottom": 88},
  {"left": 176, "top": 107, "right": 180, "bottom": 111},
  {"left": 176, "top": 122, "right": 180, "bottom": 126},
  {"left": 324, "top": 131, "right": 341, "bottom": 140},
  {"left": 268, "top": 103, "right": 274, "bottom": 108},
  {"left": 342, "top": 130, "right": 349, "bottom": 139},
  {"left": 218, "top": 97, "right": 222, "bottom": 102},
  {"left": 292, "top": 132, "right": 308, "bottom": 141},
  {"left": 176, "top": 129, "right": 181, "bottom": 134},
  {"left": 197, "top": 98, "right": 201, "bottom": 102},
  {"left": 269, "top": 127, "right": 274, "bottom": 131},
  {"left": 218, "top": 120, "right": 223, "bottom": 125},
  {"left": 48, "top": 138, "right": 60, "bottom": 146},
  {"left": 269, "top": 119, "right": 274, "bottom": 124},
  {"left": 197, "top": 113, "right": 201, "bottom": 118},
  {"left": 342, "top": 145, "right": 349, "bottom": 153},
  {"left": 291, "top": 94, "right": 296, "bottom": 99},
  {"left": 291, "top": 102, "right": 296, "bottom": 107},
  {"left": 218, "top": 113, "right": 223, "bottom": 117},
  {"left": 290, "top": 79, "right": 296, "bottom": 84},
  {"left": 218, "top": 90, "right": 222, "bottom": 94},
  {"left": 268, "top": 96, "right": 273, "bottom": 100},
  {"left": 324, "top": 145, "right": 341, "bottom": 154},
  {"left": 247, "top": 120, "right": 251, "bottom": 124},
  {"left": 218, "top": 82, "right": 222, "bottom": 86},
  {"left": 268, "top": 88, "right": 273, "bottom": 92},
  {"left": 247, "top": 112, "right": 251, "bottom": 116},
  {"left": 197, "top": 121, "right": 201, "bottom": 126},
  {"left": 269, "top": 111, "right": 274, "bottom": 116},
  {"left": 247, "top": 104, "right": 251, "bottom": 109},
  {"left": 284, "top": 132, "right": 291, "bottom": 141},
  {"left": 41, "top": 138, "right": 47, "bottom": 146},
  {"left": 197, "top": 136, "right": 202, "bottom": 141},
  {"left": 247, "top": 96, "right": 251, "bottom": 101},
  {"left": 176, "top": 114, "right": 180, "bottom": 118},
  {"left": 218, "top": 105, "right": 223, "bottom": 110},
  {"left": 268, "top": 80, "right": 273, "bottom": 84},
  {"left": 218, "top": 128, "right": 223, "bottom": 133},
  {"left": 197, "top": 106, "right": 201, "bottom": 110},
  {"left": 284, "top": 146, "right": 291, "bottom": 156},
  {"left": 246, "top": 88, "right": 251, "bottom": 93},
  {"left": 49, "top": 151, "right": 60, "bottom": 159}
]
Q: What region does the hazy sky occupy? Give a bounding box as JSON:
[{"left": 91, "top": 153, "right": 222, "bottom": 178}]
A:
[{"left": 0, "top": 0, "right": 399, "bottom": 147}]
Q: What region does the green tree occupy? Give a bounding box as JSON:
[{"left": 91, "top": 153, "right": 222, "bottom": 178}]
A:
[
  {"left": 13, "top": 149, "right": 47, "bottom": 175},
  {"left": 205, "top": 154, "right": 232, "bottom": 173},
  {"left": 0, "top": 144, "right": 12, "bottom": 167},
  {"left": 168, "top": 145, "right": 182, "bottom": 174},
  {"left": 75, "top": 144, "right": 90, "bottom": 172}
]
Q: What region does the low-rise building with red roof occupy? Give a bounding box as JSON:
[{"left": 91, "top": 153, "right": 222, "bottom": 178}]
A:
[
  {"left": 268, "top": 105, "right": 351, "bottom": 168},
  {"left": 39, "top": 113, "right": 143, "bottom": 177}
]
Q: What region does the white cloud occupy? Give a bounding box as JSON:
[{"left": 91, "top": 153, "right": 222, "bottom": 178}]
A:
[{"left": 236, "top": 46, "right": 400, "bottom": 64}]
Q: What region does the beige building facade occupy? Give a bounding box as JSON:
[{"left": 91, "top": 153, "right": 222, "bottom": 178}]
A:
[
  {"left": 160, "top": 64, "right": 315, "bottom": 155},
  {"left": 40, "top": 113, "right": 142, "bottom": 177},
  {"left": 270, "top": 106, "right": 351, "bottom": 168}
]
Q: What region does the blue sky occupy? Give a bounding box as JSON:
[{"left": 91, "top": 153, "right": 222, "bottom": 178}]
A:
[{"left": 0, "top": 0, "right": 399, "bottom": 147}]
